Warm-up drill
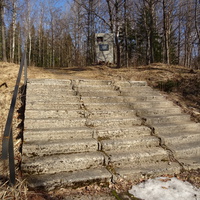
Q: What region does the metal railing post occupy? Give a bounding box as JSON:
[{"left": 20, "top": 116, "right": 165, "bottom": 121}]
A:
[
  {"left": 9, "top": 128, "right": 15, "bottom": 185},
  {"left": 1, "top": 52, "right": 27, "bottom": 185},
  {"left": 24, "top": 53, "right": 27, "bottom": 86}
]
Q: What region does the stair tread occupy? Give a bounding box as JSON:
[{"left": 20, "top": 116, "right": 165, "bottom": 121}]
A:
[
  {"left": 26, "top": 102, "right": 81, "bottom": 105},
  {"left": 23, "top": 138, "right": 98, "bottom": 157},
  {"left": 24, "top": 127, "right": 94, "bottom": 141},
  {"left": 101, "top": 136, "right": 159, "bottom": 151},
  {"left": 178, "top": 156, "right": 200, "bottom": 170},
  {"left": 24, "top": 138, "right": 97, "bottom": 145},
  {"left": 25, "top": 126, "right": 92, "bottom": 132},
  {"left": 107, "top": 147, "right": 169, "bottom": 167},
  {"left": 115, "top": 162, "right": 181, "bottom": 179},
  {"left": 88, "top": 117, "right": 140, "bottom": 121},
  {"left": 22, "top": 78, "right": 200, "bottom": 189},
  {"left": 25, "top": 109, "right": 85, "bottom": 119},
  {"left": 146, "top": 113, "right": 190, "bottom": 118},
  {"left": 22, "top": 152, "right": 105, "bottom": 174},
  {"left": 168, "top": 141, "right": 200, "bottom": 150},
  {"left": 107, "top": 146, "right": 167, "bottom": 155},
  {"left": 23, "top": 151, "right": 104, "bottom": 161},
  {"left": 101, "top": 136, "right": 158, "bottom": 147},
  {"left": 26, "top": 167, "right": 112, "bottom": 190},
  {"left": 154, "top": 122, "right": 200, "bottom": 130},
  {"left": 160, "top": 131, "right": 200, "bottom": 138}
]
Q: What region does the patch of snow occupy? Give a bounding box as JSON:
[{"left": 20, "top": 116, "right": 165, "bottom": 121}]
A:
[{"left": 129, "top": 177, "right": 200, "bottom": 200}]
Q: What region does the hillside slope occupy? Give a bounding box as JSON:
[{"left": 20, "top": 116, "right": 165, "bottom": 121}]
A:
[
  {"left": 27, "top": 63, "right": 200, "bottom": 123},
  {"left": 0, "top": 62, "right": 199, "bottom": 199}
]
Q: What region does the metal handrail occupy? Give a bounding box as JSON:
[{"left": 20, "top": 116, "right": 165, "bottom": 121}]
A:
[{"left": 1, "top": 52, "right": 27, "bottom": 185}]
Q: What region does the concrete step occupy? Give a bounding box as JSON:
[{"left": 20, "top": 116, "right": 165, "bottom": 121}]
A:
[
  {"left": 145, "top": 114, "right": 191, "bottom": 125},
  {"left": 94, "top": 126, "right": 152, "bottom": 139},
  {"left": 23, "top": 138, "right": 99, "bottom": 157},
  {"left": 27, "top": 84, "right": 72, "bottom": 89},
  {"left": 28, "top": 79, "right": 71, "bottom": 85},
  {"left": 24, "top": 127, "right": 94, "bottom": 142},
  {"left": 24, "top": 118, "right": 86, "bottom": 129},
  {"left": 22, "top": 152, "right": 105, "bottom": 175},
  {"left": 84, "top": 103, "right": 133, "bottom": 111},
  {"left": 114, "top": 81, "right": 147, "bottom": 87},
  {"left": 160, "top": 131, "right": 200, "bottom": 146},
  {"left": 79, "top": 91, "right": 119, "bottom": 97},
  {"left": 107, "top": 147, "right": 168, "bottom": 167},
  {"left": 77, "top": 86, "right": 114, "bottom": 93},
  {"left": 123, "top": 95, "right": 165, "bottom": 102},
  {"left": 169, "top": 142, "right": 200, "bottom": 169},
  {"left": 26, "top": 90, "right": 76, "bottom": 96},
  {"left": 133, "top": 101, "right": 173, "bottom": 108},
  {"left": 86, "top": 110, "right": 137, "bottom": 118},
  {"left": 26, "top": 96, "right": 80, "bottom": 103},
  {"left": 178, "top": 156, "right": 200, "bottom": 170},
  {"left": 76, "top": 79, "right": 112, "bottom": 86},
  {"left": 169, "top": 142, "right": 200, "bottom": 159},
  {"left": 84, "top": 101, "right": 173, "bottom": 111},
  {"left": 26, "top": 167, "right": 112, "bottom": 190},
  {"left": 25, "top": 103, "right": 82, "bottom": 110},
  {"left": 119, "top": 86, "right": 154, "bottom": 93},
  {"left": 27, "top": 85, "right": 73, "bottom": 92},
  {"left": 81, "top": 96, "right": 124, "bottom": 103},
  {"left": 86, "top": 117, "right": 142, "bottom": 128},
  {"left": 26, "top": 101, "right": 80, "bottom": 106},
  {"left": 114, "top": 162, "right": 181, "bottom": 180},
  {"left": 26, "top": 98, "right": 80, "bottom": 105},
  {"left": 24, "top": 126, "right": 152, "bottom": 143},
  {"left": 23, "top": 78, "right": 199, "bottom": 189},
  {"left": 120, "top": 90, "right": 161, "bottom": 96},
  {"left": 81, "top": 95, "right": 165, "bottom": 104},
  {"left": 25, "top": 109, "right": 85, "bottom": 119},
  {"left": 154, "top": 123, "right": 200, "bottom": 134},
  {"left": 137, "top": 107, "right": 182, "bottom": 116},
  {"left": 100, "top": 136, "right": 159, "bottom": 151}
]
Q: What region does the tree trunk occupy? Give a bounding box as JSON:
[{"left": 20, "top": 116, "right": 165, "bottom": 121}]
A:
[
  {"left": 28, "top": 31, "right": 31, "bottom": 65},
  {"left": 1, "top": 0, "right": 7, "bottom": 62},
  {"left": 17, "top": 27, "right": 20, "bottom": 64},
  {"left": 115, "top": 0, "right": 121, "bottom": 68},
  {"left": 149, "top": 0, "right": 154, "bottom": 63},
  {"left": 11, "top": 0, "right": 17, "bottom": 62},
  {"left": 195, "top": 0, "right": 200, "bottom": 42},
  {"left": 143, "top": 2, "right": 150, "bottom": 65},
  {"left": 163, "top": 0, "right": 170, "bottom": 65},
  {"left": 177, "top": 11, "right": 181, "bottom": 65},
  {"left": 124, "top": 0, "right": 128, "bottom": 67}
]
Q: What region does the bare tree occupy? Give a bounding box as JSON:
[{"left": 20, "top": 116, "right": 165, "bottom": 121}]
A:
[
  {"left": 124, "top": 0, "right": 128, "bottom": 67},
  {"left": 11, "top": 0, "right": 17, "bottom": 62},
  {"left": 105, "top": 0, "right": 124, "bottom": 67},
  {"left": 194, "top": 0, "right": 200, "bottom": 62},
  {"left": 162, "top": 0, "right": 170, "bottom": 64},
  {"left": 0, "top": 0, "right": 7, "bottom": 62}
]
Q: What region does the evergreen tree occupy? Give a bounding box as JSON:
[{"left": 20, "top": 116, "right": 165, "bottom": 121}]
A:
[{"left": 134, "top": 2, "right": 162, "bottom": 65}]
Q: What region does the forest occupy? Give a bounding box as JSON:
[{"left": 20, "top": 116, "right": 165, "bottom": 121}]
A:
[{"left": 0, "top": 0, "right": 200, "bottom": 69}]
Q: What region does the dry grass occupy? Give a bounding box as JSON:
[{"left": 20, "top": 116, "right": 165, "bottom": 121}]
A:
[
  {"left": 0, "top": 62, "right": 25, "bottom": 200},
  {"left": 0, "top": 179, "right": 28, "bottom": 200}
]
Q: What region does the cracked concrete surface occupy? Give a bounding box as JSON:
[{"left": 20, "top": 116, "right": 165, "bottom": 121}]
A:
[{"left": 22, "top": 79, "right": 200, "bottom": 190}]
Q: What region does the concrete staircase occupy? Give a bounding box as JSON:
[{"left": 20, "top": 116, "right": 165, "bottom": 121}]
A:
[{"left": 22, "top": 79, "right": 200, "bottom": 190}]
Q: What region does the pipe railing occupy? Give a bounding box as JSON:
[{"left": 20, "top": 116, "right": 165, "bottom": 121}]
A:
[{"left": 1, "top": 52, "right": 27, "bottom": 185}]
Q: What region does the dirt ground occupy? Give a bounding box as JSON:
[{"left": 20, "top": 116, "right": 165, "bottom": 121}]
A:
[{"left": 0, "top": 62, "right": 200, "bottom": 199}]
